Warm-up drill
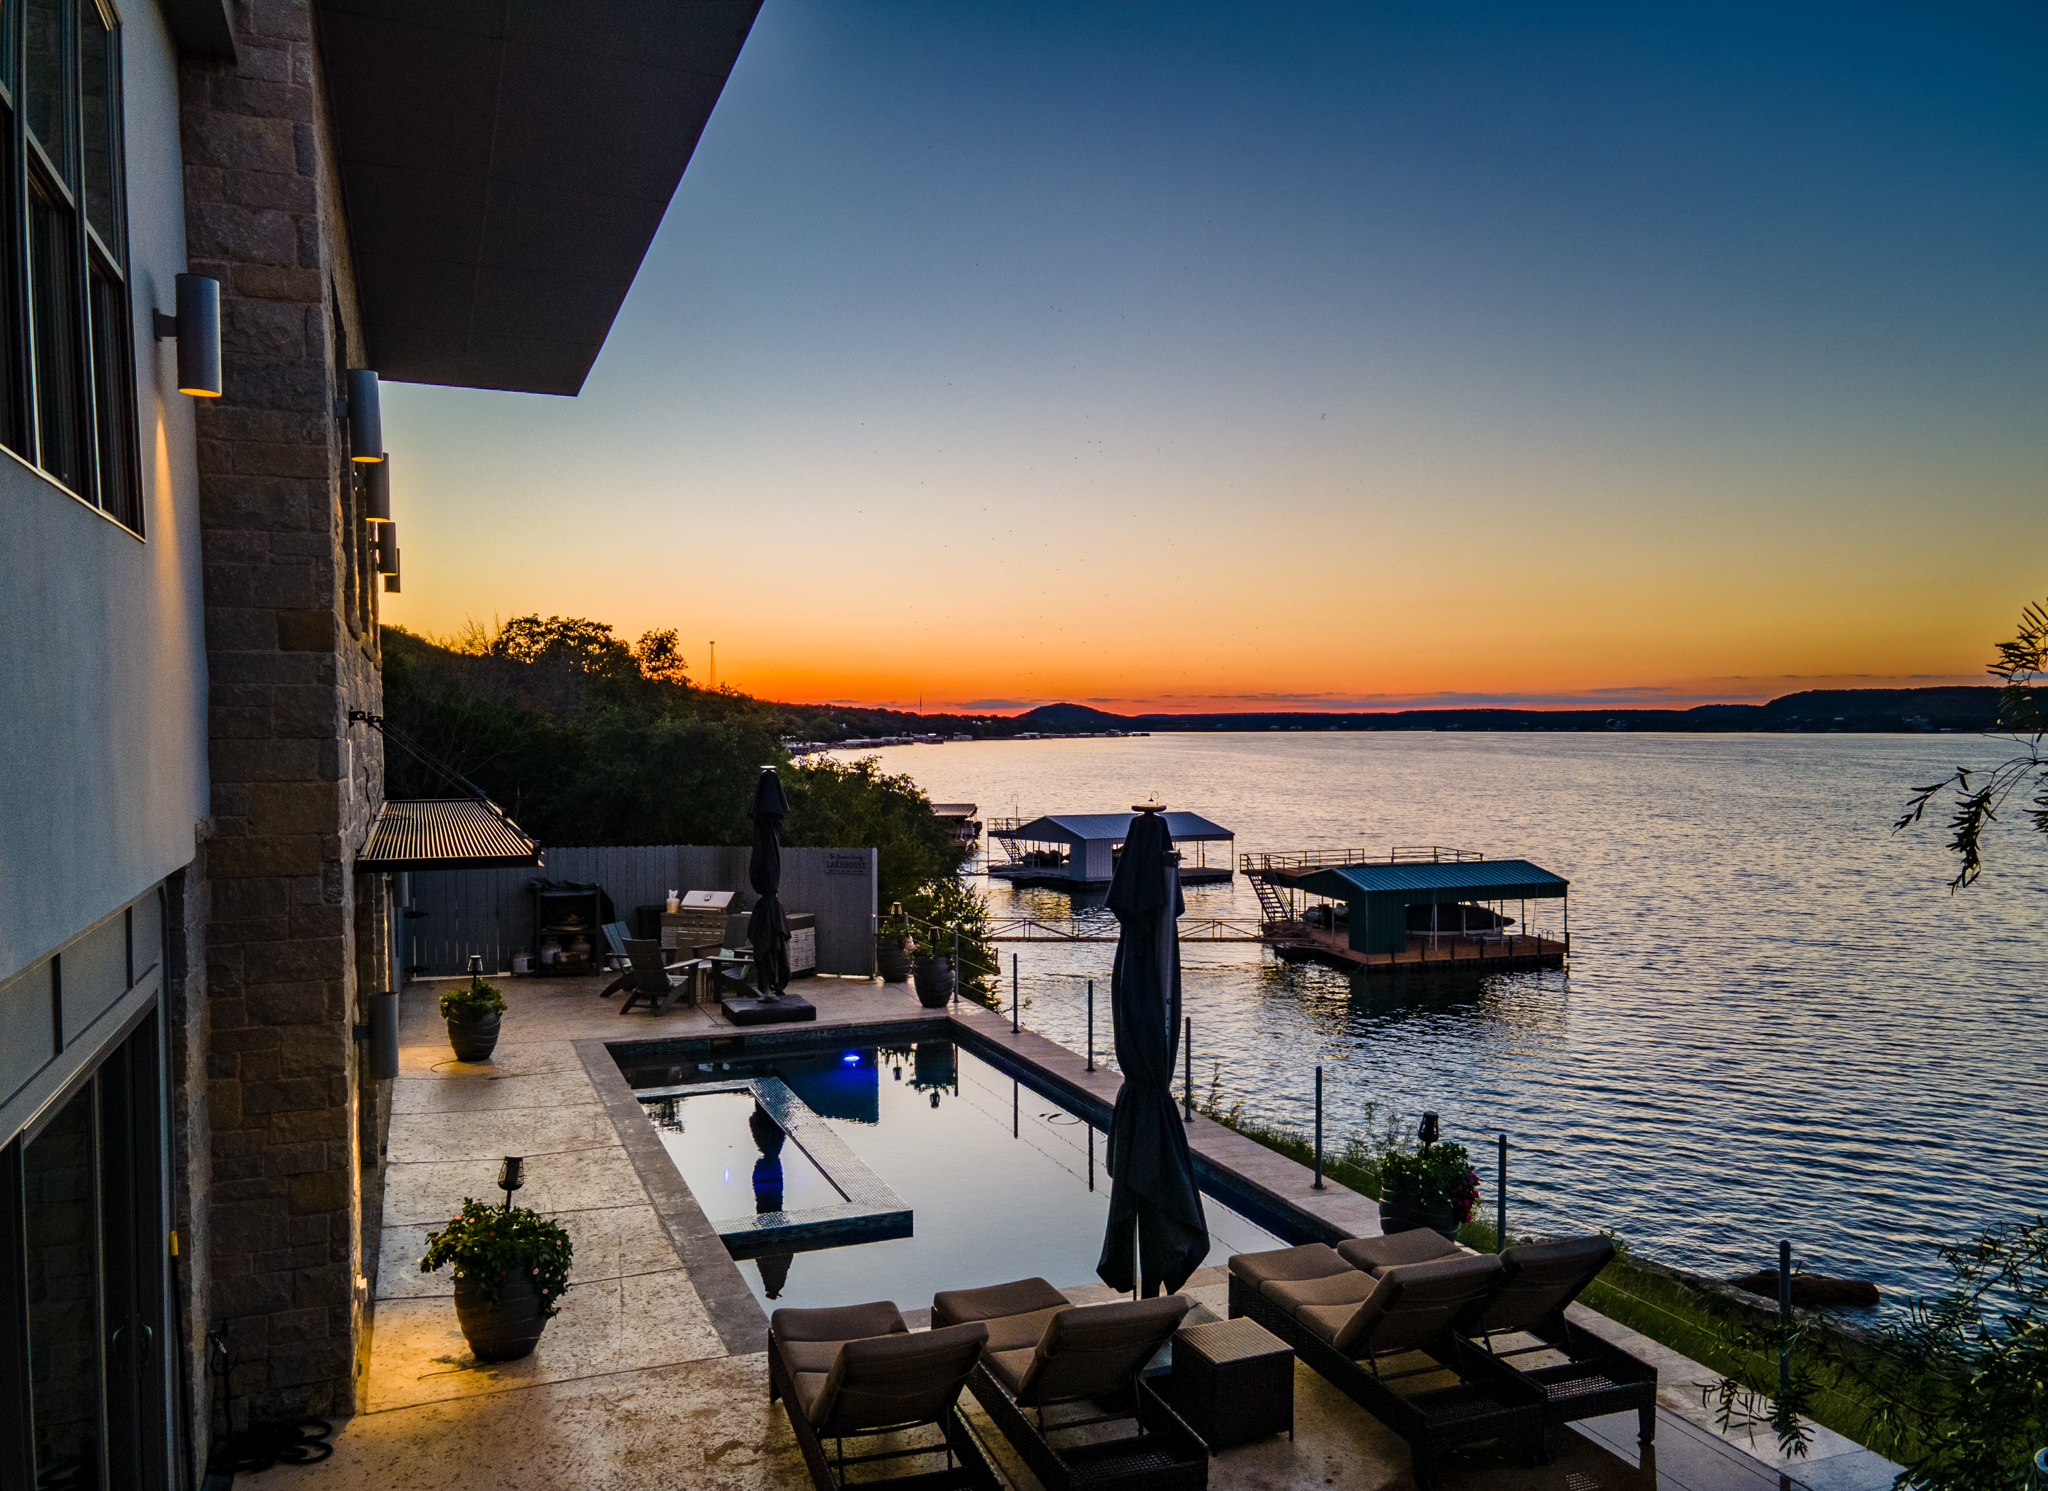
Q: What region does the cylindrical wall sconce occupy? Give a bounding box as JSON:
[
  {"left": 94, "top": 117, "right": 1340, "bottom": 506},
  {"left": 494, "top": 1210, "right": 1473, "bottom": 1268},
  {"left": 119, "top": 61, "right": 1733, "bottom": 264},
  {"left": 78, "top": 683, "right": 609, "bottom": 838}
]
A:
[
  {"left": 383, "top": 549, "right": 401, "bottom": 593},
  {"left": 364, "top": 453, "right": 391, "bottom": 521},
  {"left": 375, "top": 522, "right": 399, "bottom": 575},
  {"left": 367, "top": 990, "right": 399, "bottom": 1080},
  {"left": 152, "top": 274, "right": 222, "bottom": 397},
  {"left": 346, "top": 369, "right": 383, "bottom": 461}
]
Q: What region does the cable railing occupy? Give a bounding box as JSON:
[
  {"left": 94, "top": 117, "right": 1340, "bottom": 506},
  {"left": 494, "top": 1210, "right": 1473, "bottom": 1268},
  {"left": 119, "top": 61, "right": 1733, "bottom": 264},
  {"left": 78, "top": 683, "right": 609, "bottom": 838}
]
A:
[{"left": 1240, "top": 845, "right": 1484, "bottom": 874}]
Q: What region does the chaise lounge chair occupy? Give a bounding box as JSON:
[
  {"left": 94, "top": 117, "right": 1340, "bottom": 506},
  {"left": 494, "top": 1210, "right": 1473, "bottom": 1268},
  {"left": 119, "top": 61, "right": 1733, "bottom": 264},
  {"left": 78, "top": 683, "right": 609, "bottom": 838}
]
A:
[
  {"left": 931, "top": 1277, "right": 1207, "bottom": 1491},
  {"left": 1341, "top": 1232, "right": 1657, "bottom": 1452},
  {"left": 1227, "top": 1244, "right": 1540, "bottom": 1488},
  {"left": 768, "top": 1300, "right": 998, "bottom": 1490}
]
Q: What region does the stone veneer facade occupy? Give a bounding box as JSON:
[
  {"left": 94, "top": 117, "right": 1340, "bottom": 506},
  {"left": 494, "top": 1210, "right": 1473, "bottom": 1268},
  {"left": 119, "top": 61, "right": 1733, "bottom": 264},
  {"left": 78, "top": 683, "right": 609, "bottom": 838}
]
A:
[{"left": 178, "top": 0, "right": 390, "bottom": 1422}]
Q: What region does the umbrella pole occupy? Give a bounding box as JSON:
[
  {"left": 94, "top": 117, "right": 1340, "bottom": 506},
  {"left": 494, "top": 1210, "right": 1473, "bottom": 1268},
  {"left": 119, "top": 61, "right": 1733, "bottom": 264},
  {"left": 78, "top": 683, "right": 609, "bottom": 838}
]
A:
[{"left": 1183, "top": 1016, "right": 1193, "bottom": 1123}]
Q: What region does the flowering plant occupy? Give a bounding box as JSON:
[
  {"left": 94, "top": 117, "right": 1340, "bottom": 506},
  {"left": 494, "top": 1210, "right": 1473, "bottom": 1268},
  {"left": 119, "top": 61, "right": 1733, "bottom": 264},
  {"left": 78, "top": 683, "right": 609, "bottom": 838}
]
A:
[
  {"left": 420, "top": 1199, "right": 573, "bottom": 1316},
  {"left": 1379, "top": 1141, "right": 1482, "bottom": 1224},
  {"left": 440, "top": 977, "right": 506, "bottom": 1022}
]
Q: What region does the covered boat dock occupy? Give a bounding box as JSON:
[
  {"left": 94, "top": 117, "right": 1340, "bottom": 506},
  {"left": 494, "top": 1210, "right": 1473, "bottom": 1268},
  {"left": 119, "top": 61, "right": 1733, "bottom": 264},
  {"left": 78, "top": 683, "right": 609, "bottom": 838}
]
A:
[
  {"left": 989, "top": 811, "right": 1234, "bottom": 889},
  {"left": 1245, "top": 847, "right": 1568, "bottom": 975}
]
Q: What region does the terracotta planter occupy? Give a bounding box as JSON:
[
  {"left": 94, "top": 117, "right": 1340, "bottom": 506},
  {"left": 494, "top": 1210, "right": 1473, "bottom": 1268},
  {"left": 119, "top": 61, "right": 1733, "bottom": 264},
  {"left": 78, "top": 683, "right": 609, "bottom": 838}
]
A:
[
  {"left": 912, "top": 954, "right": 955, "bottom": 1007},
  {"left": 454, "top": 1268, "right": 548, "bottom": 1362},
  {"left": 446, "top": 1014, "right": 501, "bottom": 1062},
  {"left": 1380, "top": 1188, "right": 1461, "bottom": 1241},
  {"left": 876, "top": 937, "right": 914, "bottom": 984}
]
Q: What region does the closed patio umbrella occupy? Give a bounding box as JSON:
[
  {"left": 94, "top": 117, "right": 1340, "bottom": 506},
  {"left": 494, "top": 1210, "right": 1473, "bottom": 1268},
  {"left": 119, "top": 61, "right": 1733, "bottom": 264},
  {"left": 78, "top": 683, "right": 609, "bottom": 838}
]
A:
[
  {"left": 1096, "top": 804, "right": 1209, "bottom": 1296},
  {"left": 747, "top": 766, "right": 792, "bottom": 999}
]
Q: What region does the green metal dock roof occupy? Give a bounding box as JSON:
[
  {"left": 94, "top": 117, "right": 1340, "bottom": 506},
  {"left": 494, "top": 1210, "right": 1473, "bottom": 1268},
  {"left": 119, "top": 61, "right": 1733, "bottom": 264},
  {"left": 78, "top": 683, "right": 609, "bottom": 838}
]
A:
[{"left": 1289, "top": 859, "right": 1568, "bottom": 902}]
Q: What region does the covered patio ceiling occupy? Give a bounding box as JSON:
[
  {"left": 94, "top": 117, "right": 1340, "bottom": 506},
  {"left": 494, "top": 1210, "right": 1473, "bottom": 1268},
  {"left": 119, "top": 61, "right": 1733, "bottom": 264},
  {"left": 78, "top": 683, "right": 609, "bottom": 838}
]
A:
[{"left": 315, "top": 0, "right": 763, "bottom": 395}]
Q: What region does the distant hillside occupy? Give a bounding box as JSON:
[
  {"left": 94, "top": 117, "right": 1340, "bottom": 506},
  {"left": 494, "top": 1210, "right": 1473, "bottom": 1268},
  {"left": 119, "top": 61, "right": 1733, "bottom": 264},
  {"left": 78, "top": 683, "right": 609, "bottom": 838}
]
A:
[{"left": 984, "top": 687, "right": 2011, "bottom": 736}]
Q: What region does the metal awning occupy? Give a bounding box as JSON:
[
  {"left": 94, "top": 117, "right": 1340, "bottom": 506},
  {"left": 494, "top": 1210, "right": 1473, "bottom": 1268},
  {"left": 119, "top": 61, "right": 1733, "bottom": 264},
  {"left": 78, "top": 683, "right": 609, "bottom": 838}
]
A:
[{"left": 358, "top": 799, "right": 542, "bottom": 871}]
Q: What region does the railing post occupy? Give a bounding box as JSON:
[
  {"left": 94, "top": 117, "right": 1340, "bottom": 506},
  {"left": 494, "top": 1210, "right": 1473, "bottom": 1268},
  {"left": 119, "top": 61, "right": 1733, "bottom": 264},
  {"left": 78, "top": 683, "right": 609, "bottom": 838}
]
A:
[
  {"left": 1496, "top": 1134, "right": 1507, "bottom": 1252},
  {"left": 1779, "top": 1239, "right": 1793, "bottom": 1397},
  {"left": 1085, "top": 979, "right": 1094, "bottom": 1071},
  {"left": 952, "top": 926, "right": 960, "bottom": 1008},
  {"left": 1313, "top": 1067, "right": 1325, "bottom": 1190},
  {"left": 1012, "top": 953, "right": 1019, "bottom": 1034},
  {"left": 1183, "top": 1017, "right": 1193, "bottom": 1122}
]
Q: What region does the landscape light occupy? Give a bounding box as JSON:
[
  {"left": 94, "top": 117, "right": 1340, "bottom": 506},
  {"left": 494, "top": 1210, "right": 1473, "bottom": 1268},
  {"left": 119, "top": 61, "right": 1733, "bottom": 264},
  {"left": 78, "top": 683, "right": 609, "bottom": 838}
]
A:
[
  {"left": 498, "top": 1156, "right": 524, "bottom": 1209},
  {"left": 152, "top": 274, "right": 222, "bottom": 396},
  {"left": 346, "top": 369, "right": 383, "bottom": 460},
  {"left": 1418, "top": 1112, "right": 1440, "bottom": 1149}
]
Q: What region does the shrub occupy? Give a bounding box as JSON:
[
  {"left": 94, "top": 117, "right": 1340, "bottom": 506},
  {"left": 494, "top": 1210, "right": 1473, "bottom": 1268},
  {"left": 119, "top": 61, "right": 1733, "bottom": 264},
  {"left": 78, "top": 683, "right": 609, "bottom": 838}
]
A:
[
  {"left": 420, "top": 1199, "right": 574, "bottom": 1316},
  {"left": 440, "top": 978, "right": 506, "bottom": 1021}
]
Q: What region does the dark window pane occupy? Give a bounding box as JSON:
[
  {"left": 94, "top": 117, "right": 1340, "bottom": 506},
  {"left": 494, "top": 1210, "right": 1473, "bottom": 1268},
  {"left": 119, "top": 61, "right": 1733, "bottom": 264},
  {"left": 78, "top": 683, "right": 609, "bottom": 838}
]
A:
[
  {"left": 81, "top": 5, "right": 114, "bottom": 247},
  {"left": 0, "top": 103, "right": 23, "bottom": 457},
  {"left": 30, "top": 180, "right": 85, "bottom": 491},
  {"left": 100, "top": 1022, "right": 167, "bottom": 1491},
  {"left": 88, "top": 264, "right": 136, "bottom": 527},
  {"left": 25, "top": 1087, "right": 104, "bottom": 1490},
  {"left": 25, "top": 0, "right": 70, "bottom": 172}
]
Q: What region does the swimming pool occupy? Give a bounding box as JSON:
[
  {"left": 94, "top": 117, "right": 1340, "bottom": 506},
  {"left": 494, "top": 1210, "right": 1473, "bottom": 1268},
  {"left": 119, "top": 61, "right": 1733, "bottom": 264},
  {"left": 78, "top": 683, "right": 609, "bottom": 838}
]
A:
[{"left": 625, "top": 1039, "right": 1290, "bottom": 1311}]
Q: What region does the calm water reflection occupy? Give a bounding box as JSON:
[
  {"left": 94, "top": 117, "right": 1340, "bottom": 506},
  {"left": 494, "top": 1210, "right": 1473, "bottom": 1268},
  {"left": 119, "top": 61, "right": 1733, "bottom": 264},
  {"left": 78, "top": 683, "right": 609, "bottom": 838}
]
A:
[{"left": 880, "top": 732, "right": 2048, "bottom": 1304}]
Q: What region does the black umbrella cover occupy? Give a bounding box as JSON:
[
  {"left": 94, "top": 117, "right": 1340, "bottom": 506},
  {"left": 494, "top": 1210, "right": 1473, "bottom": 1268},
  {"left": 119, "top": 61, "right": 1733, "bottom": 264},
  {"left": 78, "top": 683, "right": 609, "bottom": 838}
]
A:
[
  {"left": 1095, "top": 809, "right": 1209, "bottom": 1295},
  {"left": 747, "top": 767, "right": 793, "bottom": 997}
]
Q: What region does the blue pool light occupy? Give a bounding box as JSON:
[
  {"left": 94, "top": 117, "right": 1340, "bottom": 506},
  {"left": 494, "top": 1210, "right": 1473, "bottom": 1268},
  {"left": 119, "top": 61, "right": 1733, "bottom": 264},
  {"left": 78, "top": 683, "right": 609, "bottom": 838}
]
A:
[{"left": 842, "top": 1052, "right": 860, "bottom": 1065}]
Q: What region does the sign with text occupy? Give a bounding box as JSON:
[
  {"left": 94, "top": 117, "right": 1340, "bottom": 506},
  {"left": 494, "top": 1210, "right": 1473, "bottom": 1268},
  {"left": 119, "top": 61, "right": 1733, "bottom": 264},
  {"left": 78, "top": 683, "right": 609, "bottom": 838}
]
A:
[{"left": 825, "top": 851, "right": 871, "bottom": 877}]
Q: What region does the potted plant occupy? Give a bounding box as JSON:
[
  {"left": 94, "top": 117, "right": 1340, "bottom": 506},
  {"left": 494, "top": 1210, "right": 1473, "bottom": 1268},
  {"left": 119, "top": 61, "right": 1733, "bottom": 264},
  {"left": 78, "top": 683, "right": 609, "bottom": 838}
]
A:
[
  {"left": 442, "top": 975, "right": 507, "bottom": 1062},
  {"left": 911, "top": 930, "right": 955, "bottom": 1008},
  {"left": 420, "top": 1198, "right": 574, "bottom": 1363},
  {"left": 876, "top": 902, "right": 915, "bottom": 984},
  {"left": 1378, "top": 1141, "right": 1481, "bottom": 1240}
]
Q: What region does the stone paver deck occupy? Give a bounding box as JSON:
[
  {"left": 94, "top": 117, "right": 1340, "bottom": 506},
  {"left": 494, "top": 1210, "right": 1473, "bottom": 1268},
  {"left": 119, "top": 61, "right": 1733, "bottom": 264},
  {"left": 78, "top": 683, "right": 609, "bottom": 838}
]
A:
[{"left": 240, "top": 972, "right": 1896, "bottom": 1490}]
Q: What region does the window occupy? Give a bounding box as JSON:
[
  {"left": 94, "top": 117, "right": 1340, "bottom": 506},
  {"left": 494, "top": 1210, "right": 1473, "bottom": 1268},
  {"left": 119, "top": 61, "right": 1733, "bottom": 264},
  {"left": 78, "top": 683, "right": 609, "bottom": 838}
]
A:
[
  {"left": 1, "top": 0, "right": 139, "bottom": 532},
  {"left": 0, "top": 1016, "right": 169, "bottom": 1490}
]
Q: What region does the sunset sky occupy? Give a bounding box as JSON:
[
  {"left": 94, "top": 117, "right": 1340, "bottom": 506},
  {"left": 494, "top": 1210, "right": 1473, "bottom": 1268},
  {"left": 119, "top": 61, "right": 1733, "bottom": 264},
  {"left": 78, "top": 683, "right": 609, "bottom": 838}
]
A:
[{"left": 380, "top": 1, "right": 2047, "bottom": 713}]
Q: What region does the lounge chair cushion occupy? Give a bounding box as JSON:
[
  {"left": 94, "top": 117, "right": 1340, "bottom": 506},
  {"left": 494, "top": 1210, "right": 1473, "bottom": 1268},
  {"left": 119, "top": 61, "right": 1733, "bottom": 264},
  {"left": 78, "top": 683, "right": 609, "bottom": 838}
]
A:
[
  {"left": 1261, "top": 1268, "right": 1380, "bottom": 1318},
  {"left": 1327, "top": 1254, "right": 1504, "bottom": 1357},
  {"left": 1337, "top": 1229, "right": 1464, "bottom": 1276},
  {"left": 808, "top": 1321, "right": 989, "bottom": 1432},
  {"left": 1007, "top": 1296, "right": 1192, "bottom": 1408},
  {"left": 932, "top": 1276, "right": 1072, "bottom": 1356},
  {"left": 1461, "top": 1236, "right": 1615, "bottom": 1339},
  {"left": 772, "top": 1300, "right": 909, "bottom": 1416},
  {"left": 1227, "top": 1243, "right": 1351, "bottom": 1294}
]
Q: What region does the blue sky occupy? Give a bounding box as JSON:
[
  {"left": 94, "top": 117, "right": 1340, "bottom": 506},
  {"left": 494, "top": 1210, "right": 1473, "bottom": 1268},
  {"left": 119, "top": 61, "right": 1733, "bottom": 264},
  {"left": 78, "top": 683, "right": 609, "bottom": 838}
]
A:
[{"left": 383, "top": 2, "right": 2048, "bottom": 710}]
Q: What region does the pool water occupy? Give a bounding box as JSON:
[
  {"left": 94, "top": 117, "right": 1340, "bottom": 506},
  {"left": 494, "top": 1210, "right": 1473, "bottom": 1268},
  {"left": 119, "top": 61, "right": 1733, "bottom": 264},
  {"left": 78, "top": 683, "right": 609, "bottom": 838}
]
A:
[{"left": 629, "top": 1040, "right": 1289, "bottom": 1311}]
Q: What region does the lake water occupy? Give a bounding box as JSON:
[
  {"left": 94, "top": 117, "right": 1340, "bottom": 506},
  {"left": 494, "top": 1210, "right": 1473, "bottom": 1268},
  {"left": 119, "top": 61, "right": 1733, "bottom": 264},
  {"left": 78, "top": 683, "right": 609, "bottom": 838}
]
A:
[{"left": 862, "top": 731, "right": 2047, "bottom": 1308}]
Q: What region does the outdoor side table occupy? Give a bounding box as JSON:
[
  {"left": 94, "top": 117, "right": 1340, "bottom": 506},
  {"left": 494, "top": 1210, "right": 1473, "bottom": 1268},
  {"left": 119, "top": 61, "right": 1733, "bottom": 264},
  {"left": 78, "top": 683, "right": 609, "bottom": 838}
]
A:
[{"left": 1170, "top": 1316, "right": 1293, "bottom": 1450}]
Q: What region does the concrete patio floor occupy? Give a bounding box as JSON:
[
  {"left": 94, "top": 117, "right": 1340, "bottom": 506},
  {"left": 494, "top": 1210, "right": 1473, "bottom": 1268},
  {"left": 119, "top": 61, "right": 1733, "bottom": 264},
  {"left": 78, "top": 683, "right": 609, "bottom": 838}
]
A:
[{"left": 240, "top": 973, "right": 1898, "bottom": 1490}]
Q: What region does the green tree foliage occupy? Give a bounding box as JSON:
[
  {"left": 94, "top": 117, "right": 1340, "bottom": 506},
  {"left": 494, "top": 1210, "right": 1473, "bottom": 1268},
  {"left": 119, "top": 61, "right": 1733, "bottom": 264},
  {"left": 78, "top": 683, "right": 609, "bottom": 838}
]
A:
[
  {"left": 1707, "top": 1217, "right": 2048, "bottom": 1489},
  {"left": 782, "top": 755, "right": 967, "bottom": 906},
  {"left": 380, "top": 622, "right": 997, "bottom": 952},
  {"left": 1899, "top": 598, "right": 2048, "bottom": 888}
]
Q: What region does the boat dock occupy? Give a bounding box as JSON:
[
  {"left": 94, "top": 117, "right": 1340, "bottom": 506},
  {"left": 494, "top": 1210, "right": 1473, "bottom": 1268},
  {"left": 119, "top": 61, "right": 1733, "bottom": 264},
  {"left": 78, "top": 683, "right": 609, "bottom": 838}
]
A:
[
  {"left": 988, "top": 810, "right": 1234, "bottom": 890},
  {"left": 1245, "top": 846, "right": 1570, "bottom": 976}
]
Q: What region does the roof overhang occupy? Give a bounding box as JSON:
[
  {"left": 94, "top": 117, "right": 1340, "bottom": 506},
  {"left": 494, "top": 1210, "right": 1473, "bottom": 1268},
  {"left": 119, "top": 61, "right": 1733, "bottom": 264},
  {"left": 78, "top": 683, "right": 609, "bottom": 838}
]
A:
[
  {"left": 993, "top": 812, "right": 1234, "bottom": 846},
  {"left": 1290, "top": 860, "right": 1568, "bottom": 904},
  {"left": 359, "top": 798, "right": 543, "bottom": 872},
  {"left": 315, "top": 0, "right": 763, "bottom": 395}
]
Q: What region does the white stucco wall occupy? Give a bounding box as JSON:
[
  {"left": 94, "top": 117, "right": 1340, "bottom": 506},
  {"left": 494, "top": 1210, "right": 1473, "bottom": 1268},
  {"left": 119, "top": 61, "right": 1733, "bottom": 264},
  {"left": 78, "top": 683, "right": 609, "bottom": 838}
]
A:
[{"left": 0, "top": 1, "right": 205, "bottom": 982}]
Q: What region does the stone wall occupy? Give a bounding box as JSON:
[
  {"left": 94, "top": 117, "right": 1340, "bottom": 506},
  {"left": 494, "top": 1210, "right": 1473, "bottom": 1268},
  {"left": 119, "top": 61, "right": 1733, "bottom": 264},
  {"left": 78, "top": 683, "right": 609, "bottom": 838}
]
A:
[{"left": 180, "top": 0, "right": 385, "bottom": 1422}]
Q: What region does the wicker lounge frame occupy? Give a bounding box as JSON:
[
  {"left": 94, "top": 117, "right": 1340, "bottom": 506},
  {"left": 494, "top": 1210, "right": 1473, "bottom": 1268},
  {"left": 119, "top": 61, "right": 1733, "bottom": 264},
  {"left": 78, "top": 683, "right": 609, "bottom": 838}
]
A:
[
  {"left": 1440, "top": 1237, "right": 1658, "bottom": 1453},
  {"left": 1227, "top": 1261, "right": 1543, "bottom": 1490},
  {"left": 932, "top": 1279, "right": 1208, "bottom": 1491},
  {"left": 767, "top": 1312, "right": 999, "bottom": 1491}
]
